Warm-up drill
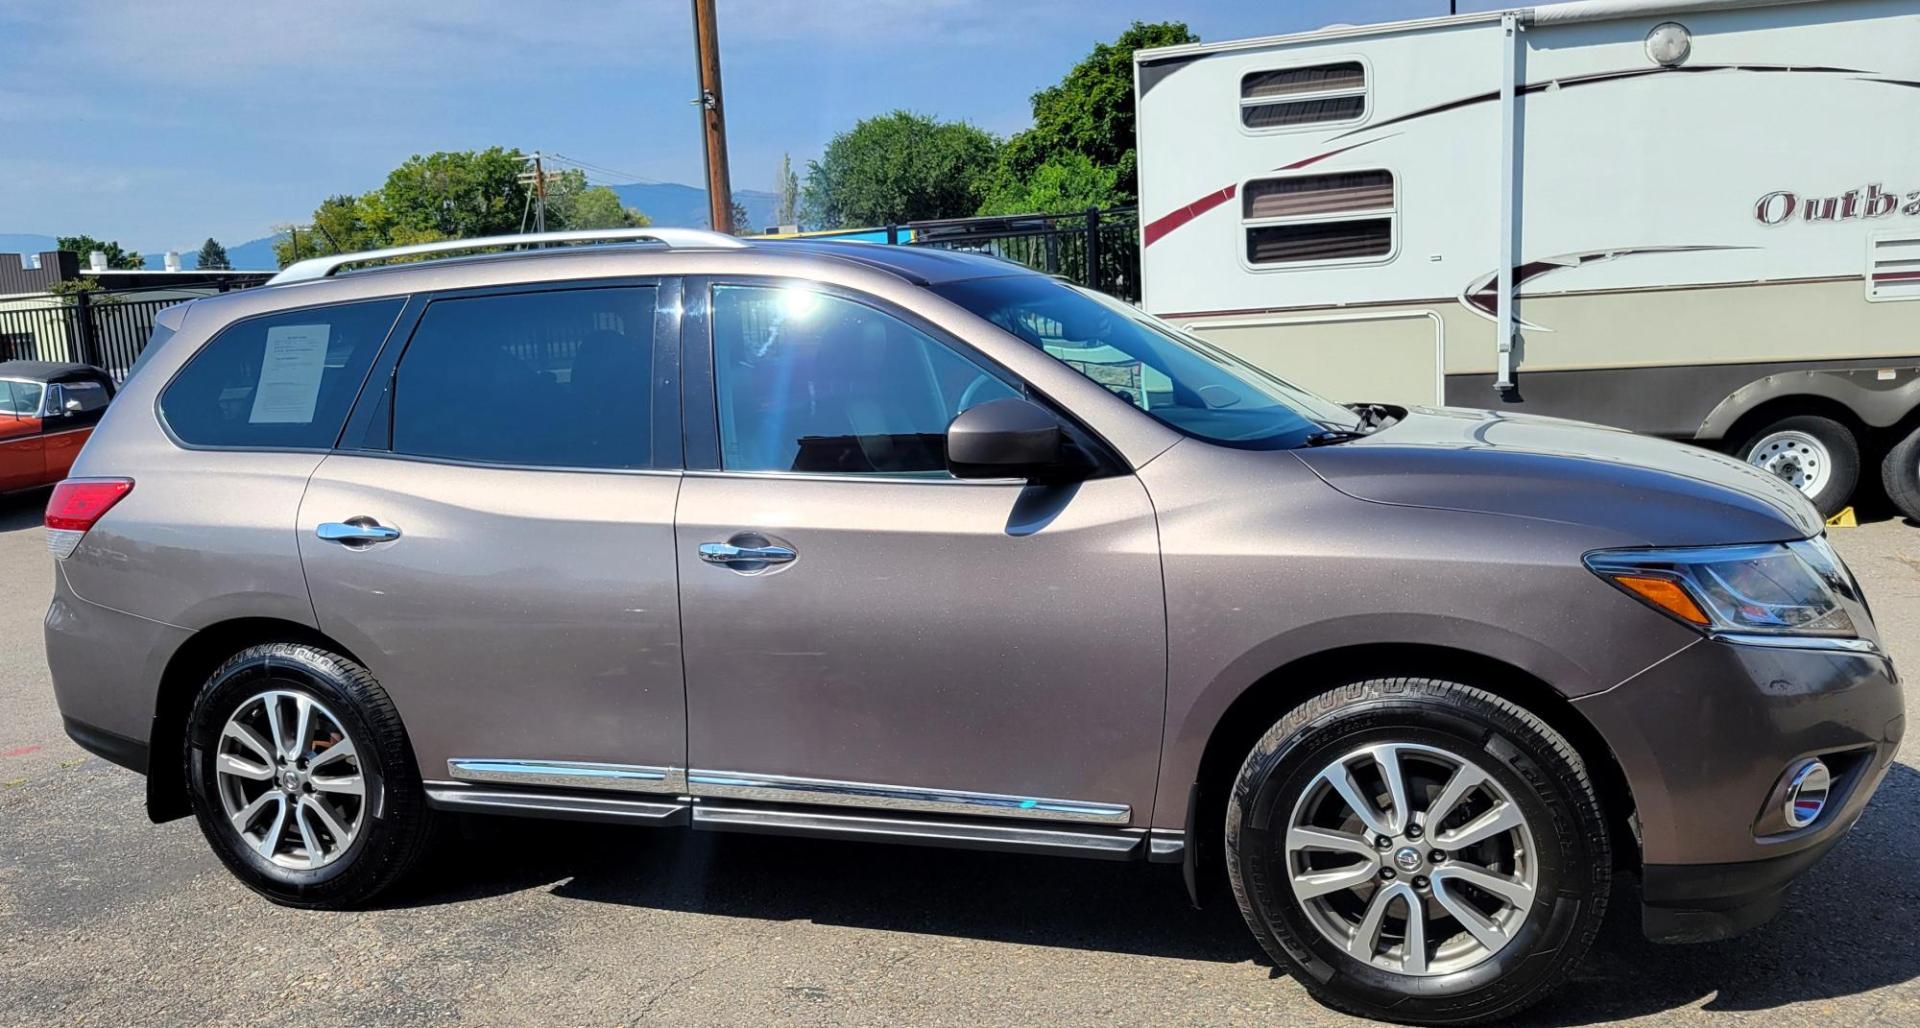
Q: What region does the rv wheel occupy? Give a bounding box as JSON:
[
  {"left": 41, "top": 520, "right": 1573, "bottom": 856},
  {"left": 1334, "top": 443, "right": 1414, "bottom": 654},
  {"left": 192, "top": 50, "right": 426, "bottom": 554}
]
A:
[
  {"left": 1882, "top": 423, "right": 1920, "bottom": 524},
  {"left": 1736, "top": 415, "right": 1858, "bottom": 517}
]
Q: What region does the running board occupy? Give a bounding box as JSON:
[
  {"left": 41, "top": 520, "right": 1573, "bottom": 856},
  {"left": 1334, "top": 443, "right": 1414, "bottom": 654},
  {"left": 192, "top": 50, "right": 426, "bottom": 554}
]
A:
[
  {"left": 425, "top": 783, "right": 688, "bottom": 825},
  {"left": 690, "top": 802, "right": 1146, "bottom": 860}
]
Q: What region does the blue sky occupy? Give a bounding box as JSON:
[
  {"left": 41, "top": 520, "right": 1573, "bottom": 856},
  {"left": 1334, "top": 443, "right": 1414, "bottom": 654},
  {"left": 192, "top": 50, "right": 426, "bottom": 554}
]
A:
[{"left": 0, "top": 0, "right": 1494, "bottom": 252}]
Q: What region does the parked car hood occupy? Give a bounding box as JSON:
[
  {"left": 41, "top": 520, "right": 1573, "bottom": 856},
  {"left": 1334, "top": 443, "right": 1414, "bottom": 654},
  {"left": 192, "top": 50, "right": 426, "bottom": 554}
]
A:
[{"left": 1292, "top": 406, "right": 1822, "bottom": 546}]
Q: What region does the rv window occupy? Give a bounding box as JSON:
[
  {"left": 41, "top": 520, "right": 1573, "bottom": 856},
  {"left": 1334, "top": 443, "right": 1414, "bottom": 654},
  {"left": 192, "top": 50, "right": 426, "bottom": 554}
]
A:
[
  {"left": 1241, "top": 61, "right": 1366, "bottom": 129},
  {"left": 1242, "top": 170, "right": 1395, "bottom": 266}
]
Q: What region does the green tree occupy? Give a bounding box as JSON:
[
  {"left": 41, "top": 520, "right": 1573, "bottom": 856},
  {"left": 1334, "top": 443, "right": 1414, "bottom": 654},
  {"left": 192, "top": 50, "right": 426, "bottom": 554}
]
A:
[
  {"left": 977, "top": 152, "right": 1123, "bottom": 216},
  {"left": 729, "top": 197, "right": 752, "bottom": 235},
  {"left": 774, "top": 153, "right": 799, "bottom": 228},
  {"left": 801, "top": 111, "right": 1000, "bottom": 228},
  {"left": 984, "top": 21, "right": 1197, "bottom": 214},
  {"left": 55, "top": 235, "right": 143, "bottom": 270},
  {"left": 546, "top": 171, "right": 650, "bottom": 230},
  {"left": 195, "top": 238, "right": 231, "bottom": 270},
  {"left": 271, "top": 149, "right": 652, "bottom": 266}
]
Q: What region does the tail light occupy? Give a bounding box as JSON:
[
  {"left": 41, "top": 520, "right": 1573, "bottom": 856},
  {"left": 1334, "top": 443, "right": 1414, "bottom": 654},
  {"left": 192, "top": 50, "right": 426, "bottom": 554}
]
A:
[{"left": 45, "top": 478, "right": 133, "bottom": 559}]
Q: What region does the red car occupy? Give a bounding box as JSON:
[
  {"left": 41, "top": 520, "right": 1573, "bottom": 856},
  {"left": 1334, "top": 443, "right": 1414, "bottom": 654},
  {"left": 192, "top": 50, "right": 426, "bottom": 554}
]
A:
[{"left": 0, "top": 361, "right": 114, "bottom": 493}]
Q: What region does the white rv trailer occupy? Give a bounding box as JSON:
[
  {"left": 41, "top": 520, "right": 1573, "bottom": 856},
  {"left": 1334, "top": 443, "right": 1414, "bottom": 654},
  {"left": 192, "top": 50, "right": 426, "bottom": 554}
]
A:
[{"left": 1134, "top": 0, "right": 1920, "bottom": 517}]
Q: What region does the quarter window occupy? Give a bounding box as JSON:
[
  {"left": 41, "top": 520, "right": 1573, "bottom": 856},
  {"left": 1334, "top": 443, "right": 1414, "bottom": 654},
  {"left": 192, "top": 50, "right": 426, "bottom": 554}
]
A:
[
  {"left": 161, "top": 299, "right": 402, "bottom": 448},
  {"left": 1242, "top": 170, "right": 1396, "bottom": 266},
  {"left": 390, "top": 287, "right": 659, "bottom": 470},
  {"left": 1241, "top": 61, "right": 1367, "bottom": 129},
  {"left": 710, "top": 285, "right": 1018, "bottom": 476}
]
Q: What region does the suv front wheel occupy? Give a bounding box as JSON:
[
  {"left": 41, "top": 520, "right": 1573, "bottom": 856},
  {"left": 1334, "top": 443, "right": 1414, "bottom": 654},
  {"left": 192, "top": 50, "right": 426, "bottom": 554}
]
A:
[
  {"left": 184, "top": 642, "right": 437, "bottom": 908},
  {"left": 1226, "top": 678, "right": 1611, "bottom": 1025}
]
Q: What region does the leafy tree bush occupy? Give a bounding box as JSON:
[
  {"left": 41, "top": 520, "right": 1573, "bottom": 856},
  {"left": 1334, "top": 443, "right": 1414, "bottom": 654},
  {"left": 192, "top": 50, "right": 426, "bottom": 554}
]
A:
[{"left": 801, "top": 111, "right": 1000, "bottom": 228}]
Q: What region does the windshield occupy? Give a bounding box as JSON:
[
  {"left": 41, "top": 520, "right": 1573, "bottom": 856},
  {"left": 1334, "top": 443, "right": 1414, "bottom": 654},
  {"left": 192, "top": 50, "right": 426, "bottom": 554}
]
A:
[{"left": 932, "top": 276, "right": 1360, "bottom": 449}]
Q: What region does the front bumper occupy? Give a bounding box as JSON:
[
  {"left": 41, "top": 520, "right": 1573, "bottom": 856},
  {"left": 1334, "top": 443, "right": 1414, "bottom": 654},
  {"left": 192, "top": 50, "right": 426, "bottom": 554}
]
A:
[{"left": 1574, "top": 636, "right": 1903, "bottom": 942}]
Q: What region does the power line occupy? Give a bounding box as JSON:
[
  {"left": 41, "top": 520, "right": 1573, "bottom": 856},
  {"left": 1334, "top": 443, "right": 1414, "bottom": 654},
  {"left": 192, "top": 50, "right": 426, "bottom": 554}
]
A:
[{"left": 544, "top": 152, "right": 663, "bottom": 187}]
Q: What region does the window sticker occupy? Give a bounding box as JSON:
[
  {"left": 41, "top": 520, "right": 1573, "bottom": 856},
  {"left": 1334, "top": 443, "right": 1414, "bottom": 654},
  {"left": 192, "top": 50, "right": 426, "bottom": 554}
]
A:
[{"left": 248, "top": 324, "right": 330, "bottom": 424}]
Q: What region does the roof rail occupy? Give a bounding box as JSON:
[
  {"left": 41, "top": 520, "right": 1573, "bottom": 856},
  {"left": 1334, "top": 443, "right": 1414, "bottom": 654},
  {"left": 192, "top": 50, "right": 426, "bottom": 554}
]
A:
[{"left": 266, "top": 227, "right": 749, "bottom": 285}]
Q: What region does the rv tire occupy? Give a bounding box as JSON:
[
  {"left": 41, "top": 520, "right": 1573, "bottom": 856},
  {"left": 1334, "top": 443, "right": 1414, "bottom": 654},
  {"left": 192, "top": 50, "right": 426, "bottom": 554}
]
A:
[
  {"left": 1881, "top": 423, "right": 1920, "bottom": 524},
  {"left": 1735, "top": 415, "right": 1858, "bottom": 517}
]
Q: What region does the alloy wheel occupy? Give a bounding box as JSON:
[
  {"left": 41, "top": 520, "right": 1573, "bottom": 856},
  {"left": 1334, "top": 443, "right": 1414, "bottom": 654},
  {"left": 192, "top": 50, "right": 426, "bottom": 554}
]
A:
[
  {"left": 214, "top": 690, "right": 367, "bottom": 870},
  {"left": 1284, "top": 742, "right": 1537, "bottom": 976}
]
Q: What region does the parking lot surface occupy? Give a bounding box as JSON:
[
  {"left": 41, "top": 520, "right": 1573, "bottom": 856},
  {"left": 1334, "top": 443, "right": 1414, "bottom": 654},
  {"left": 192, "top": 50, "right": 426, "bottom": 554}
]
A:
[{"left": 1, "top": 489, "right": 1916, "bottom": 1027}]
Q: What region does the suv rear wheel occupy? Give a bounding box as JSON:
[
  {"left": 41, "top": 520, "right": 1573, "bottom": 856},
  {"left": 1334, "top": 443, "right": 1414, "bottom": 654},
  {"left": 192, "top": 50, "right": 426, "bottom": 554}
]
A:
[
  {"left": 184, "top": 642, "right": 437, "bottom": 908},
  {"left": 1226, "top": 678, "right": 1610, "bottom": 1025}
]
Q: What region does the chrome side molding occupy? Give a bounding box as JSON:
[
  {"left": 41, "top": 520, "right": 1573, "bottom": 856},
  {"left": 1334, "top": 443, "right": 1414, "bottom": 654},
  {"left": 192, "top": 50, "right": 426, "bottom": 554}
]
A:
[
  {"left": 446, "top": 758, "right": 687, "bottom": 794},
  {"left": 425, "top": 784, "right": 688, "bottom": 825},
  {"left": 692, "top": 804, "right": 1144, "bottom": 859},
  {"left": 687, "top": 769, "right": 1131, "bottom": 825}
]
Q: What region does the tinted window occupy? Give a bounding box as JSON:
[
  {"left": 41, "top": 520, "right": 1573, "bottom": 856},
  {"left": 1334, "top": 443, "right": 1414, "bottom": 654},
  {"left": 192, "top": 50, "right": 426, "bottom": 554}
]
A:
[
  {"left": 1240, "top": 61, "right": 1367, "bottom": 129},
  {"left": 1242, "top": 170, "right": 1395, "bottom": 266},
  {"left": 932, "top": 275, "right": 1360, "bottom": 450},
  {"left": 161, "top": 300, "right": 402, "bottom": 448},
  {"left": 391, "top": 287, "right": 657, "bottom": 469},
  {"left": 60, "top": 380, "right": 111, "bottom": 413},
  {"left": 712, "top": 285, "right": 1017, "bottom": 475}
]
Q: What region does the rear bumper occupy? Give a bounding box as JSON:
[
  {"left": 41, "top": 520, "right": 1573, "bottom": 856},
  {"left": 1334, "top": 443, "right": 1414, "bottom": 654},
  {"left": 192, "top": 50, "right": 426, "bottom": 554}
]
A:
[
  {"left": 62, "top": 715, "right": 149, "bottom": 774},
  {"left": 1575, "top": 636, "right": 1903, "bottom": 942},
  {"left": 44, "top": 565, "right": 187, "bottom": 770}
]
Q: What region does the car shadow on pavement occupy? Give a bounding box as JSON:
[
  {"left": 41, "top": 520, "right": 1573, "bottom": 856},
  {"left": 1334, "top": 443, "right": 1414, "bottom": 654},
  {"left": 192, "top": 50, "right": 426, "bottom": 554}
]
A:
[
  {"left": 392, "top": 815, "right": 1258, "bottom": 963},
  {"left": 0, "top": 488, "right": 49, "bottom": 533},
  {"left": 1520, "top": 760, "right": 1920, "bottom": 1026},
  {"left": 387, "top": 762, "right": 1920, "bottom": 1017}
]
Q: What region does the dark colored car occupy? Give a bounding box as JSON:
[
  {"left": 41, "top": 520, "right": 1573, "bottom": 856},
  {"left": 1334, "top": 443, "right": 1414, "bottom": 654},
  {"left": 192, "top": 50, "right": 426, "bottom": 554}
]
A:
[{"left": 45, "top": 229, "right": 1903, "bottom": 1024}]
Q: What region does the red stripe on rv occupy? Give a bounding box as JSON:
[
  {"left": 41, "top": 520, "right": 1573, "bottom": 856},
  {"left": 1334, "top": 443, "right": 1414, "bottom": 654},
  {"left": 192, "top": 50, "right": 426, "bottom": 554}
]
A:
[
  {"left": 1143, "top": 185, "right": 1237, "bottom": 247},
  {"left": 1141, "top": 139, "right": 1385, "bottom": 247},
  {"left": 1874, "top": 270, "right": 1920, "bottom": 283}
]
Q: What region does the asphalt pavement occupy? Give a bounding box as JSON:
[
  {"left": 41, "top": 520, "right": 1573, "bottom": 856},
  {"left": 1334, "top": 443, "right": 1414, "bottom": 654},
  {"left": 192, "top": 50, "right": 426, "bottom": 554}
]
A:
[{"left": 2, "top": 487, "right": 1916, "bottom": 1027}]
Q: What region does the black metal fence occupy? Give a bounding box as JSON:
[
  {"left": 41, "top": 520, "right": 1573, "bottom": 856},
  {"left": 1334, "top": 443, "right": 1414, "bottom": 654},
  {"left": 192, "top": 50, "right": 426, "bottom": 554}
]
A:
[
  {"left": 899, "top": 206, "right": 1141, "bottom": 302},
  {"left": 0, "top": 290, "right": 239, "bottom": 382}
]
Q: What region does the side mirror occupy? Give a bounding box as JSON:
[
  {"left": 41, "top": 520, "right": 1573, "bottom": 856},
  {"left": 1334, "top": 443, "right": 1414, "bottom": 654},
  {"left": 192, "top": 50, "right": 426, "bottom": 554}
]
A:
[
  {"left": 43, "top": 386, "right": 66, "bottom": 417},
  {"left": 946, "top": 397, "right": 1068, "bottom": 480}
]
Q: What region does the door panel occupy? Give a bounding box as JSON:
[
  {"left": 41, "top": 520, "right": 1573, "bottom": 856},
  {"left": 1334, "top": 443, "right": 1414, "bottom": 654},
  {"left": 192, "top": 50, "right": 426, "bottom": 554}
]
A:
[
  {"left": 41, "top": 427, "right": 90, "bottom": 481},
  {"left": 676, "top": 473, "right": 1166, "bottom": 822},
  {"left": 299, "top": 456, "right": 685, "bottom": 782},
  {"left": 0, "top": 414, "right": 44, "bottom": 492}
]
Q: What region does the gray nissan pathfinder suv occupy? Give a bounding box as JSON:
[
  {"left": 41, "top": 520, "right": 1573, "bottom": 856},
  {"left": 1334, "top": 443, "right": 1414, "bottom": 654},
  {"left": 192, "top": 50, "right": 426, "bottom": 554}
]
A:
[{"left": 45, "top": 229, "right": 1903, "bottom": 1024}]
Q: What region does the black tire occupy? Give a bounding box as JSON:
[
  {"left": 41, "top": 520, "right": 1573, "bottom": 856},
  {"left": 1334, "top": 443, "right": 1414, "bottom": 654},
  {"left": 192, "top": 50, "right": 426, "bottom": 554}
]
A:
[
  {"left": 1226, "top": 679, "right": 1611, "bottom": 1025},
  {"left": 184, "top": 642, "right": 437, "bottom": 908},
  {"left": 1735, "top": 414, "right": 1859, "bottom": 517},
  {"left": 1881, "top": 422, "right": 1920, "bottom": 524}
]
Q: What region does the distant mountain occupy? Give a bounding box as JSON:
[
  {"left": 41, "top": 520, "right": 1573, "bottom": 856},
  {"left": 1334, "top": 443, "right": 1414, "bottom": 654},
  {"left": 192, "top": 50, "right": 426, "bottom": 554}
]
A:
[
  {"left": 224, "top": 234, "right": 283, "bottom": 270},
  {"left": 612, "top": 184, "right": 779, "bottom": 233}
]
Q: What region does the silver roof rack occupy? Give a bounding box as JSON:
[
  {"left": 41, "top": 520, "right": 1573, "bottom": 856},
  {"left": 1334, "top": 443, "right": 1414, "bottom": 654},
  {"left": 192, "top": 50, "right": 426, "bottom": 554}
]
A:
[{"left": 267, "top": 227, "right": 750, "bottom": 285}]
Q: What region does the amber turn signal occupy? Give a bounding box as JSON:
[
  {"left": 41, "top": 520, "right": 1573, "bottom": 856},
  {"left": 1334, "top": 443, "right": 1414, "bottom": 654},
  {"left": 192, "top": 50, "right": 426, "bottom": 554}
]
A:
[{"left": 1610, "top": 574, "right": 1711, "bottom": 626}]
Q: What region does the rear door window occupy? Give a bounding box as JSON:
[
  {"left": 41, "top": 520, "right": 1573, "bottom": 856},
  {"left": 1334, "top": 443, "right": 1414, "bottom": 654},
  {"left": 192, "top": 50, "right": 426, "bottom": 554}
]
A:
[
  {"left": 388, "top": 287, "right": 659, "bottom": 470},
  {"left": 160, "top": 299, "right": 404, "bottom": 448}
]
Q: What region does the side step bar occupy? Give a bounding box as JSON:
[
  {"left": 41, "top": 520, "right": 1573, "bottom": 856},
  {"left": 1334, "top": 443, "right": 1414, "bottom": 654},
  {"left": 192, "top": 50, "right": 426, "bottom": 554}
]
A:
[
  {"left": 423, "top": 783, "right": 1180, "bottom": 861},
  {"left": 425, "top": 784, "right": 688, "bottom": 825}
]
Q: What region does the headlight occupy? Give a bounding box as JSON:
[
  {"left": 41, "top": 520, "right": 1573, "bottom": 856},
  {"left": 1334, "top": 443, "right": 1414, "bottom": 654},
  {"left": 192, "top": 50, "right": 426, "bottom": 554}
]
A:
[{"left": 1585, "top": 538, "right": 1859, "bottom": 637}]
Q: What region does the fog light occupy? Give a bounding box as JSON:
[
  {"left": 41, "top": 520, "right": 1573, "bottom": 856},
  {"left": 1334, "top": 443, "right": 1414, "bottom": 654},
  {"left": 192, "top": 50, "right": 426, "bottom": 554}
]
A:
[{"left": 1783, "top": 759, "right": 1832, "bottom": 829}]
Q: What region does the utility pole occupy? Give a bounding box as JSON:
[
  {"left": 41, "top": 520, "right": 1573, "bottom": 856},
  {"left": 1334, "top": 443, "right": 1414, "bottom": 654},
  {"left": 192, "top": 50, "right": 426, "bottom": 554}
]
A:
[
  {"left": 690, "top": 0, "right": 735, "bottom": 234},
  {"left": 519, "top": 151, "right": 558, "bottom": 234}
]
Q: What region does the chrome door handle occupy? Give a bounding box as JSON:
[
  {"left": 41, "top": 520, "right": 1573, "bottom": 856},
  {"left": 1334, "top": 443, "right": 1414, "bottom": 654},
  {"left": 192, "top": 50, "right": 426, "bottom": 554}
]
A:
[
  {"left": 699, "top": 542, "right": 796, "bottom": 566},
  {"left": 317, "top": 520, "right": 401, "bottom": 545}
]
